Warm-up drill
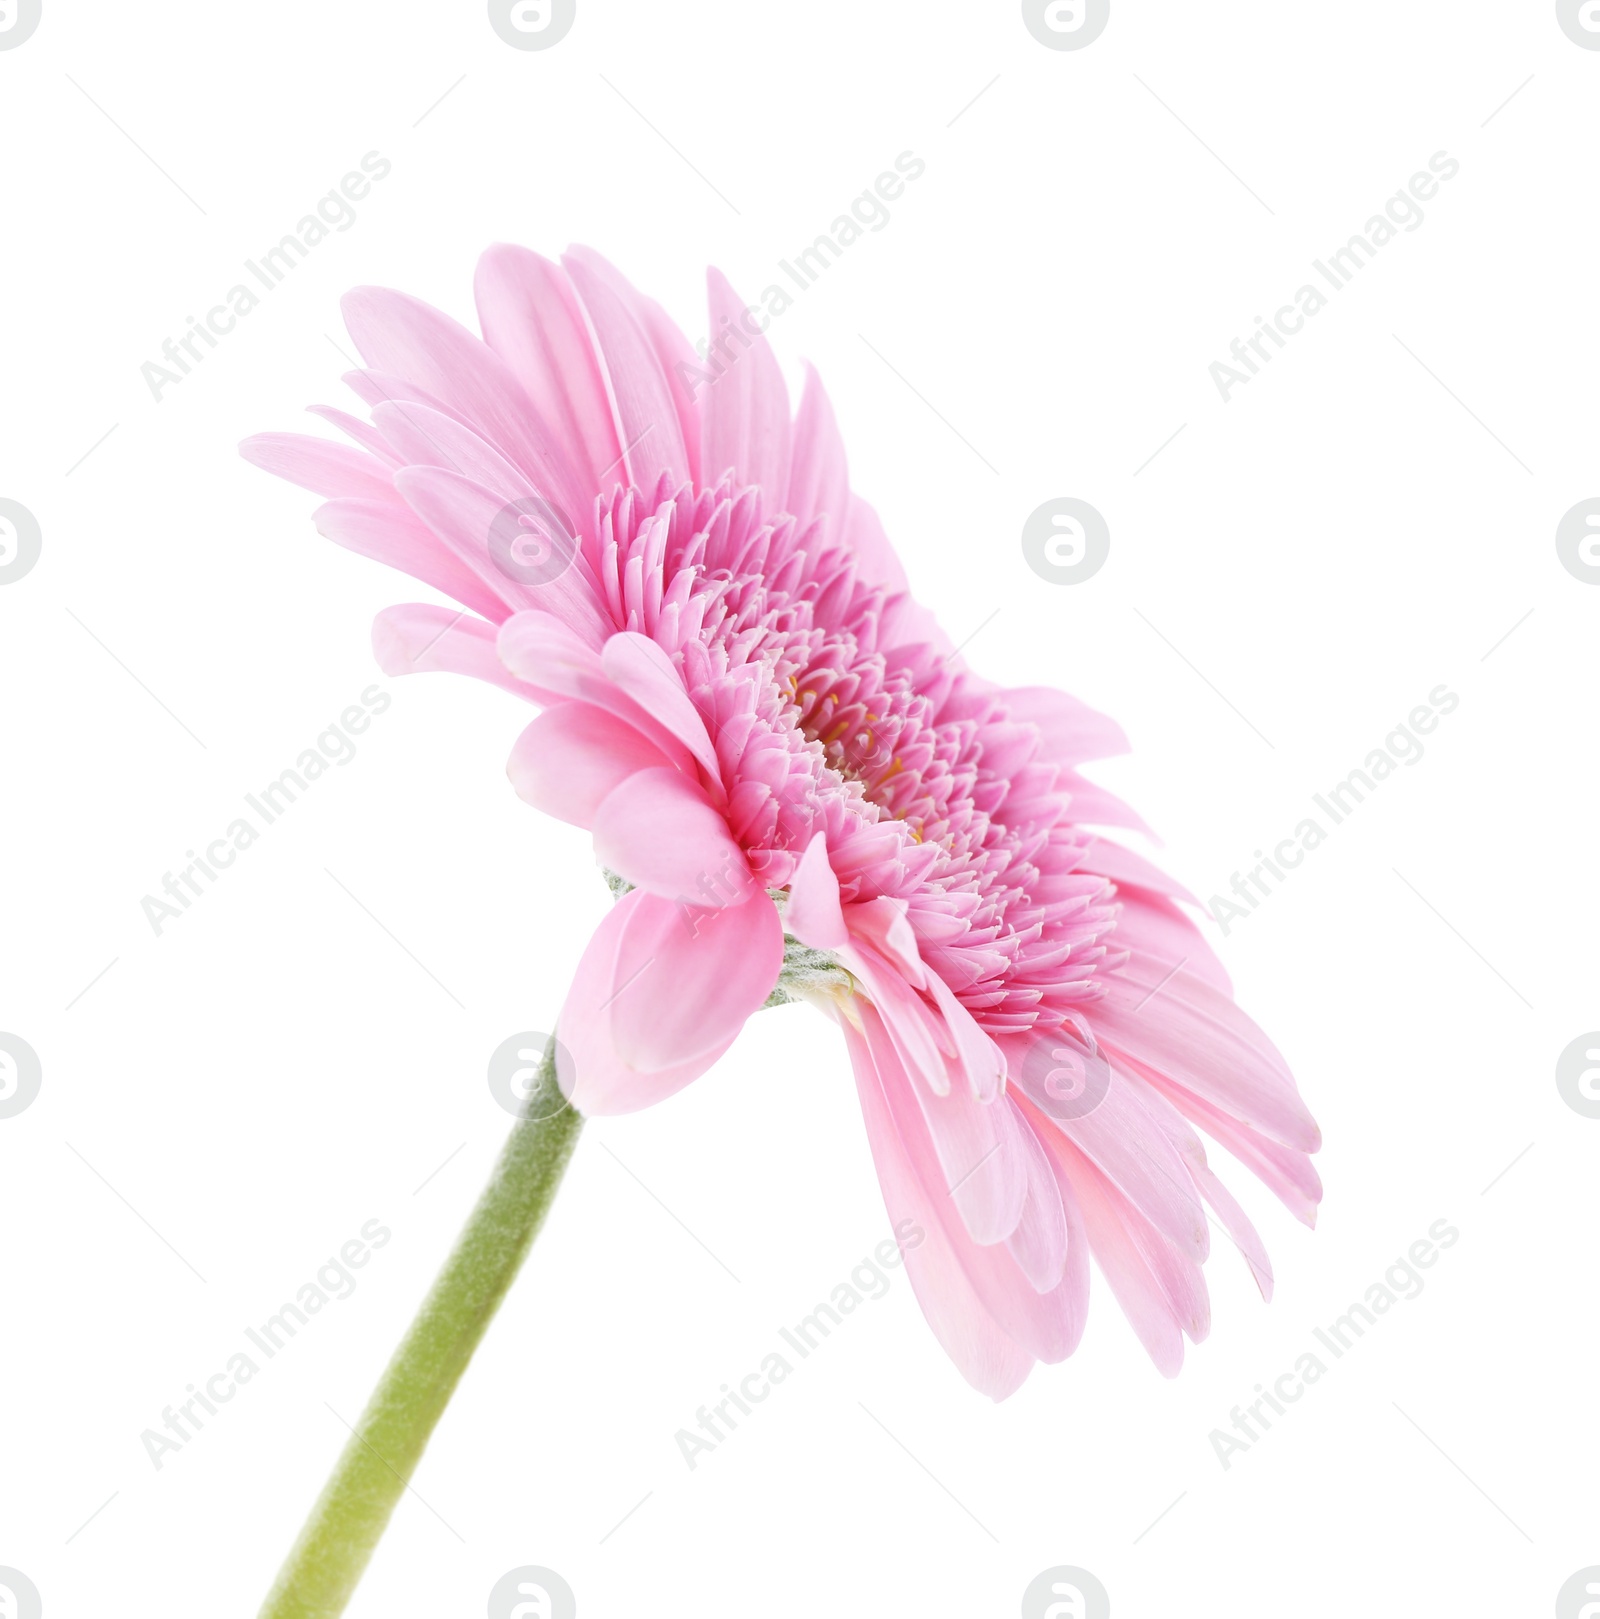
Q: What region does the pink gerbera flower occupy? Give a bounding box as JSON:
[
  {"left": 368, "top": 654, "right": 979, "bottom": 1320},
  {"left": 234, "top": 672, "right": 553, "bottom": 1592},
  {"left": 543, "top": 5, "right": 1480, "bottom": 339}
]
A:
[{"left": 243, "top": 244, "right": 1320, "bottom": 1401}]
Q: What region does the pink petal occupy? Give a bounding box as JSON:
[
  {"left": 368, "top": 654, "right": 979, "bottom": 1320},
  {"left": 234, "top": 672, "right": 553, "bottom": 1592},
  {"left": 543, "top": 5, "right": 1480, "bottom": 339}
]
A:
[
  {"left": 371, "top": 400, "right": 539, "bottom": 508},
  {"left": 857, "top": 990, "right": 1026, "bottom": 1246},
  {"left": 1059, "top": 770, "right": 1159, "bottom": 840},
  {"left": 561, "top": 248, "right": 691, "bottom": 494},
  {"left": 556, "top": 890, "right": 745, "bottom": 1114},
  {"left": 843, "top": 943, "right": 949, "bottom": 1094},
  {"left": 507, "top": 702, "right": 679, "bottom": 828},
  {"left": 846, "top": 1010, "right": 1034, "bottom": 1398},
  {"left": 473, "top": 244, "right": 623, "bottom": 494},
  {"left": 314, "top": 498, "right": 507, "bottom": 621},
  {"left": 599, "top": 632, "right": 720, "bottom": 780},
  {"left": 239, "top": 433, "right": 395, "bottom": 502},
  {"left": 924, "top": 971, "right": 1005, "bottom": 1103},
  {"left": 393, "top": 465, "right": 611, "bottom": 646},
  {"left": 700, "top": 267, "right": 790, "bottom": 499},
  {"left": 497, "top": 612, "right": 696, "bottom": 770},
  {"left": 1106, "top": 886, "right": 1232, "bottom": 997},
  {"left": 1004, "top": 1116, "right": 1069, "bottom": 1293},
  {"left": 1111, "top": 1068, "right": 1273, "bottom": 1299},
  {"left": 1006, "top": 686, "right": 1130, "bottom": 766},
  {"left": 619, "top": 275, "right": 704, "bottom": 485},
  {"left": 1095, "top": 962, "right": 1319, "bottom": 1152},
  {"left": 372, "top": 604, "right": 541, "bottom": 699},
  {"left": 1050, "top": 1135, "right": 1187, "bottom": 1376},
  {"left": 1130, "top": 1059, "right": 1322, "bottom": 1228},
  {"left": 343, "top": 367, "right": 468, "bottom": 428},
  {"left": 306, "top": 404, "right": 404, "bottom": 467},
  {"left": 786, "top": 363, "right": 850, "bottom": 538},
  {"left": 1079, "top": 836, "right": 1198, "bottom": 906},
  {"left": 607, "top": 887, "right": 780, "bottom": 1069},
  {"left": 1187, "top": 1153, "right": 1273, "bottom": 1300},
  {"left": 862, "top": 1009, "right": 1085, "bottom": 1366},
  {"left": 341, "top": 285, "right": 591, "bottom": 526},
  {"left": 844, "top": 897, "right": 927, "bottom": 987},
  {"left": 784, "top": 832, "right": 847, "bottom": 949},
  {"left": 497, "top": 607, "right": 621, "bottom": 690},
  {"left": 1045, "top": 1068, "right": 1209, "bottom": 1262},
  {"left": 592, "top": 766, "right": 752, "bottom": 906},
  {"left": 844, "top": 495, "right": 910, "bottom": 594},
  {"left": 556, "top": 887, "right": 780, "bottom": 1108}
]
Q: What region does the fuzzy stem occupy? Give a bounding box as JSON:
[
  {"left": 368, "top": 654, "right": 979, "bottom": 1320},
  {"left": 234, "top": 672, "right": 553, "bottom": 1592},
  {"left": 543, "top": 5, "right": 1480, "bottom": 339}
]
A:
[{"left": 256, "top": 1044, "right": 583, "bottom": 1619}]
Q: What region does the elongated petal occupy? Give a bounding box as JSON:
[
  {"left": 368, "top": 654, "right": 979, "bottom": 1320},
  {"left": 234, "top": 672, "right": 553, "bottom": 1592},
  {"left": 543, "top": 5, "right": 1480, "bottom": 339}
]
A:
[
  {"left": 342, "top": 285, "right": 591, "bottom": 524},
  {"left": 1129, "top": 1058, "right": 1322, "bottom": 1228},
  {"left": 497, "top": 612, "right": 697, "bottom": 771},
  {"left": 306, "top": 404, "right": 403, "bottom": 466},
  {"left": 1105, "top": 886, "right": 1232, "bottom": 997},
  {"left": 1005, "top": 686, "right": 1130, "bottom": 766},
  {"left": 314, "top": 498, "right": 507, "bottom": 621},
  {"left": 600, "top": 632, "right": 720, "bottom": 779},
  {"left": 1058, "top": 771, "right": 1158, "bottom": 839},
  {"left": 474, "top": 243, "right": 623, "bottom": 492},
  {"left": 394, "top": 465, "right": 610, "bottom": 645},
  {"left": 556, "top": 890, "right": 745, "bottom": 1113},
  {"left": 372, "top": 604, "right": 542, "bottom": 699},
  {"left": 621, "top": 273, "right": 704, "bottom": 483},
  {"left": 863, "top": 1008, "right": 1085, "bottom": 1365},
  {"left": 784, "top": 831, "right": 847, "bottom": 949},
  {"left": 846, "top": 1010, "right": 1034, "bottom": 1398},
  {"left": 1050, "top": 1135, "right": 1187, "bottom": 1376},
  {"left": 924, "top": 971, "right": 1004, "bottom": 1103},
  {"left": 1096, "top": 961, "right": 1319, "bottom": 1152},
  {"left": 562, "top": 248, "right": 691, "bottom": 493},
  {"left": 844, "top": 495, "right": 909, "bottom": 594},
  {"left": 1080, "top": 836, "right": 1198, "bottom": 906},
  {"left": 844, "top": 897, "right": 926, "bottom": 987},
  {"left": 1112, "top": 1069, "right": 1274, "bottom": 1299},
  {"left": 557, "top": 887, "right": 780, "bottom": 1110},
  {"left": 371, "top": 400, "right": 538, "bottom": 505},
  {"left": 1004, "top": 1116, "right": 1069, "bottom": 1293},
  {"left": 1045, "top": 1069, "right": 1209, "bottom": 1262},
  {"left": 592, "top": 766, "right": 751, "bottom": 905},
  {"left": 701, "top": 267, "right": 790, "bottom": 499},
  {"left": 240, "top": 433, "right": 395, "bottom": 502},
  {"left": 507, "top": 703, "right": 679, "bottom": 827},
  {"left": 786, "top": 363, "right": 850, "bottom": 536},
  {"left": 858, "top": 987, "right": 1025, "bottom": 1246}
]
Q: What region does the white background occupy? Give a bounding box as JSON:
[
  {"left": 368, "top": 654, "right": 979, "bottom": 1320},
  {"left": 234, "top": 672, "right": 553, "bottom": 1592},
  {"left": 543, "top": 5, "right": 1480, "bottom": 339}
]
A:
[{"left": 1, "top": 2, "right": 1596, "bottom": 1615}]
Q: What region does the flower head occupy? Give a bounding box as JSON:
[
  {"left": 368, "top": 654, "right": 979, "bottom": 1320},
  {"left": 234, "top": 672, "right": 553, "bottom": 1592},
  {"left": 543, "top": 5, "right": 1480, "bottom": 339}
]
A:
[{"left": 243, "top": 245, "right": 1320, "bottom": 1397}]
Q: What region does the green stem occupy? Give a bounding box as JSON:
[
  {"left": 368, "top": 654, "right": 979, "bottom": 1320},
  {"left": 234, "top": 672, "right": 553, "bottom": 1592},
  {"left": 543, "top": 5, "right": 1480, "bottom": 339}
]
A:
[{"left": 257, "top": 1044, "right": 584, "bottom": 1619}]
